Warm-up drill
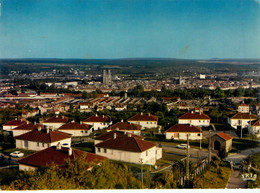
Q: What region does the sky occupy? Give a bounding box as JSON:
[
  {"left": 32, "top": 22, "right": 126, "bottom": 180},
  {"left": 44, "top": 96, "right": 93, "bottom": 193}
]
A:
[{"left": 0, "top": 0, "right": 259, "bottom": 59}]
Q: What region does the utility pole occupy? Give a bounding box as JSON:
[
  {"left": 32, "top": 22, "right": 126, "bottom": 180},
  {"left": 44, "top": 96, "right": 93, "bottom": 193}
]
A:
[
  {"left": 208, "top": 129, "right": 212, "bottom": 162},
  {"left": 186, "top": 134, "right": 190, "bottom": 187},
  {"left": 140, "top": 158, "right": 144, "bottom": 189}
]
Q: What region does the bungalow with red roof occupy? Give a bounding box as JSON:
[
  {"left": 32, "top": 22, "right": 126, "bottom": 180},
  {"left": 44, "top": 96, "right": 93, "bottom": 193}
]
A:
[
  {"left": 211, "top": 132, "right": 232, "bottom": 153},
  {"left": 83, "top": 114, "right": 112, "bottom": 131},
  {"left": 18, "top": 144, "right": 107, "bottom": 171},
  {"left": 127, "top": 112, "right": 158, "bottom": 129},
  {"left": 95, "top": 133, "right": 162, "bottom": 165},
  {"left": 43, "top": 115, "right": 69, "bottom": 130},
  {"left": 238, "top": 103, "right": 250, "bottom": 113},
  {"left": 107, "top": 120, "right": 141, "bottom": 135},
  {"left": 228, "top": 112, "right": 258, "bottom": 129},
  {"left": 15, "top": 128, "right": 72, "bottom": 151},
  {"left": 248, "top": 120, "right": 260, "bottom": 138},
  {"left": 178, "top": 111, "right": 211, "bottom": 127},
  {"left": 57, "top": 121, "right": 93, "bottom": 137},
  {"left": 3, "top": 119, "right": 26, "bottom": 132},
  {"left": 12, "top": 122, "right": 43, "bottom": 137},
  {"left": 165, "top": 124, "right": 203, "bottom": 140},
  {"left": 94, "top": 130, "right": 143, "bottom": 145}
]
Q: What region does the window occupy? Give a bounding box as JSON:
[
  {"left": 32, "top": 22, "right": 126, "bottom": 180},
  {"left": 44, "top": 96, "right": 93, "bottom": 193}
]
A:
[
  {"left": 146, "top": 151, "right": 148, "bottom": 156},
  {"left": 147, "top": 122, "right": 149, "bottom": 124},
  {"left": 85, "top": 131, "right": 88, "bottom": 133},
  {"left": 42, "top": 143, "right": 44, "bottom": 147},
  {"left": 98, "top": 148, "right": 100, "bottom": 152},
  {"left": 199, "top": 120, "right": 201, "bottom": 123},
  {"left": 104, "top": 149, "right": 107, "bottom": 153},
  {"left": 198, "top": 133, "right": 201, "bottom": 136},
  {"left": 81, "top": 131, "right": 83, "bottom": 133},
  {"left": 37, "top": 142, "right": 40, "bottom": 147}
]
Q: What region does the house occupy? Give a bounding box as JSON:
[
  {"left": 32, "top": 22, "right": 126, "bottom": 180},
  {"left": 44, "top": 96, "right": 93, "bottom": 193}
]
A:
[
  {"left": 114, "top": 103, "right": 127, "bottom": 111},
  {"left": 248, "top": 120, "right": 260, "bottom": 138},
  {"left": 83, "top": 114, "right": 112, "bottom": 131},
  {"left": 15, "top": 128, "right": 72, "bottom": 151},
  {"left": 238, "top": 103, "right": 250, "bottom": 113},
  {"left": 43, "top": 115, "right": 69, "bottom": 130},
  {"left": 179, "top": 103, "right": 189, "bottom": 111},
  {"left": 178, "top": 111, "right": 211, "bottom": 127},
  {"left": 12, "top": 122, "right": 43, "bottom": 137},
  {"left": 94, "top": 130, "right": 143, "bottom": 145},
  {"left": 57, "top": 121, "right": 92, "bottom": 137},
  {"left": 79, "top": 102, "right": 94, "bottom": 112},
  {"left": 211, "top": 132, "right": 232, "bottom": 153},
  {"left": 18, "top": 145, "right": 107, "bottom": 171},
  {"left": 127, "top": 113, "right": 158, "bottom": 129},
  {"left": 3, "top": 119, "right": 27, "bottom": 132},
  {"left": 95, "top": 132, "right": 162, "bottom": 165},
  {"left": 228, "top": 112, "right": 258, "bottom": 129},
  {"left": 107, "top": 121, "right": 142, "bottom": 135},
  {"left": 165, "top": 124, "right": 203, "bottom": 140}
]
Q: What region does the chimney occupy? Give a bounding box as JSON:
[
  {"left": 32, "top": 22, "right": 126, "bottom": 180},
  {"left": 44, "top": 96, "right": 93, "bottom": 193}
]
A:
[
  {"left": 191, "top": 111, "right": 194, "bottom": 114},
  {"left": 116, "top": 127, "right": 119, "bottom": 131},
  {"left": 80, "top": 121, "right": 82, "bottom": 124},
  {"left": 121, "top": 119, "right": 123, "bottom": 122},
  {"left": 113, "top": 133, "right": 116, "bottom": 139},
  {"left": 95, "top": 114, "right": 98, "bottom": 117},
  {"left": 127, "top": 132, "right": 131, "bottom": 137},
  {"left": 56, "top": 115, "right": 58, "bottom": 118},
  {"left": 68, "top": 148, "right": 72, "bottom": 156},
  {"left": 124, "top": 130, "right": 127, "bottom": 134},
  {"left": 38, "top": 126, "right": 41, "bottom": 131},
  {"left": 62, "top": 116, "right": 64, "bottom": 119},
  {"left": 148, "top": 113, "right": 150, "bottom": 116},
  {"left": 26, "top": 120, "right": 29, "bottom": 124},
  {"left": 56, "top": 143, "right": 62, "bottom": 150},
  {"left": 46, "top": 128, "right": 49, "bottom": 133},
  {"left": 102, "top": 115, "right": 104, "bottom": 118},
  {"left": 141, "top": 112, "right": 143, "bottom": 115},
  {"left": 72, "top": 120, "right": 75, "bottom": 123}
]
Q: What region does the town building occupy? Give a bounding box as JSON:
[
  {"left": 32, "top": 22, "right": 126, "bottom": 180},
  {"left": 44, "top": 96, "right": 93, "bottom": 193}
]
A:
[
  {"left": 57, "top": 121, "right": 92, "bottom": 137},
  {"left": 18, "top": 145, "right": 107, "bottom": 171},
  {"left": 42, "top": 115, "right": 69, "bottom": 130},
  {"left": 107, "top": 120, "right": 142, "bottom": 135},
  {"left": 83, "top": 114, "right": 112, "bottom": 131},
  {"left": 3, "top": 119, "right": 26, "bottom": 132},
  {"left": 15, "top": 128, "right": 72, "bottom": 151},
  {"left": 127, "top": 113, "right": 158, "bottom": 129},
  {"left": 178, "top": 111, "right": 211, "bottom": 127},
  {"left": 248, "top": 120, "right": 260, "bottom": 138},
  {"left": 228, "top": 112, "right": 258, "bottom": 129},
  {"left": 165, "top": 124, "right": 203, "bottom": 140},
  {"left": 95, "top": 132, "right": 162, "bottom": 165},
  {"left": 238, "top": 103, "right": 250, "bottom": 113},
  {"left": 12, "top": 122, "right": 43, "bottom": 137},
  {"left": 211, "top": 132, "right": 232, "bottom": 153}
]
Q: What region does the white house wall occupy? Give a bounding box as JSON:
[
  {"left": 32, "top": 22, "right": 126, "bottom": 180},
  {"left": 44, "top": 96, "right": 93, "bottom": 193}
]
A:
[
  {"left": 229, "top": 119, "right": 251, "bottom": 129},
  {"left": 19, "top": 164, "right": 37, "bottom": 171},
  {"left": 43, "top": 123, "right": 66, "bottom": 130},
  {"left": 166, "top": 132, "right": 203, "bottom": 140},
  {"left": 178, "top": 119, "right": 210, "bottom": 127},
  {"left": 128, "top": 121, "right": 157, "bottom": 129},
  {"left": 58, "top": 129, "right": 92, "bottom": 137},
  {"left": 95, "top": 146, "right": 160, "bottom": 165}
]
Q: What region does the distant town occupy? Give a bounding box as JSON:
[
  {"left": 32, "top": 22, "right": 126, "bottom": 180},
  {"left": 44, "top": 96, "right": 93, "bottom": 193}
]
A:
[{"left": 0, "top": 58, "right": 260, "bottom": 189}]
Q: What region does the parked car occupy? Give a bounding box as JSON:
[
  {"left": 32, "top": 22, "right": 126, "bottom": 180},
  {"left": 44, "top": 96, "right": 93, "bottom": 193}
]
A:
[
  {"left": 176, "top": 144, "right": 190, "bottom": 149},
  {"left": 10, "top": 151, "right": 24, "bottom": 158}
]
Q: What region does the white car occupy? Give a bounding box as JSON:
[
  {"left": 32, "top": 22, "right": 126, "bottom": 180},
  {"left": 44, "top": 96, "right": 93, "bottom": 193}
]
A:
[
  {"left": 10, "top": 151, "right": 24, "bottom": 158},
  {"left": 176, "top": 144, "right": 190, "bottom": 149}
]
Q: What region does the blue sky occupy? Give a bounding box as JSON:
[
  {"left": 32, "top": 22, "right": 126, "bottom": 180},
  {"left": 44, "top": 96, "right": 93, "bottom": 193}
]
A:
[{"left": 0, "top": 0, "right": 259, "bottom": 59}]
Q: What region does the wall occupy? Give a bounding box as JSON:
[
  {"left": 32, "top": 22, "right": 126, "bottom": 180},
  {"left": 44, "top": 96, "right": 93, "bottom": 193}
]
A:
[
  {"left": 19, "top": 164, "right": 36, "bottom": 171},
  {"left": 58, "top": 129, "right": 92, "bottom": 137},
  {"left": 229, "top": 119, "right": 252, "bottom": 129},
  {"left": 178, "top": 119, "right": 210, "bottom": 127},
  {"left": 128, "top": 121, "right": 157, "bottom": 129},
  {"left": 166, "top": 132, "right": 203, "bottom": 140},
  {"left": 83, "top": 121, "right": 111, "bottom": 131},
  {"left": 95, "top": 146, "right": 159, "bottom": 165},
  {"left": 43, "top": 122, "right": 66, "bottom": 130},
  {"left": 13, "top": 130, "right": 32, "bottom": 137}
]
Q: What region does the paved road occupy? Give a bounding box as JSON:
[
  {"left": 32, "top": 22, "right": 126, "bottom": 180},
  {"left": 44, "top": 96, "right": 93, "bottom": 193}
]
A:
[
  {"left": 161, "top": 144, "right": 213, "bottom": 163},
  {"left": 226, "top": 170, "right": 246, "bottom": 189}
]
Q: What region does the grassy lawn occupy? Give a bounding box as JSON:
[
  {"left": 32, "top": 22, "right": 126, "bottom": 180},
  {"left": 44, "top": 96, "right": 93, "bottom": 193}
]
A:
[
  {"left": 232, "top": 138, "right": 259, "bottom": 152},
  {"left": 2, "top": 148, "right": 36, "bottom": 157},
  {"left": 249, "top": 152, "right": 260, "bottom": 169},
  {"left": 193, "top": 166, "right": 231, "bottom": 188},
  {"left": 72, "top": 142, "right": 95, "bottom": 153}
]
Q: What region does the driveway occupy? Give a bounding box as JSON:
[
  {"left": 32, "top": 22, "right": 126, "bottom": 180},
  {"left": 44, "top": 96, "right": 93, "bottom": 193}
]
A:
[{"left": 226, "top": 170, "right": 246, "bottom": 189}]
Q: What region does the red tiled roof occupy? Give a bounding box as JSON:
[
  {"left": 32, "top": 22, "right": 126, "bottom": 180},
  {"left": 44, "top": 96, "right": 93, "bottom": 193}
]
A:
[
  {"left": 83, "top": 115, "right": 109, "bottom": 123},
  {"left": 108, "top": 122, "right": 141, "bottom": 131},
  {"left": 43, "top": 116, "right": 69, "bottom": 123},
  {"left": 18, "top": 146, "right": 107, "bottom": 167},
  {"left": 216, "top": 132, "right": 232, "bottom": 141},
  {"left": 178, "top": 112, "right": 210, "bottom": 120},
  {"left": 166, "top": 124, "right": 202, "bottom": 133},
  {"left": 95, "top": 136, "right": 156, "bottom": 152},
  {"left": 95, "top": 130, "right": 143, "bottom": 141},
  {"left": 57, "top": 122, "right": 91, "bottom": 130},
  {"left": 12, "top": 123, "right": 42, "bottom": 131},
  {"left": 3, "top": 120, "right": 26, "bottom": 126},
  {"left": 128, "top": 113, "right": 158, "bottom": 122},
  {"left": 252, "top": 120, "right": 260, "bottom": 126},
  {"left": 15, "top": 130, "right": 71, "bottom": 143},
  {"left": 231, "top": 112, "right": 258, "bottom": 120}
]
